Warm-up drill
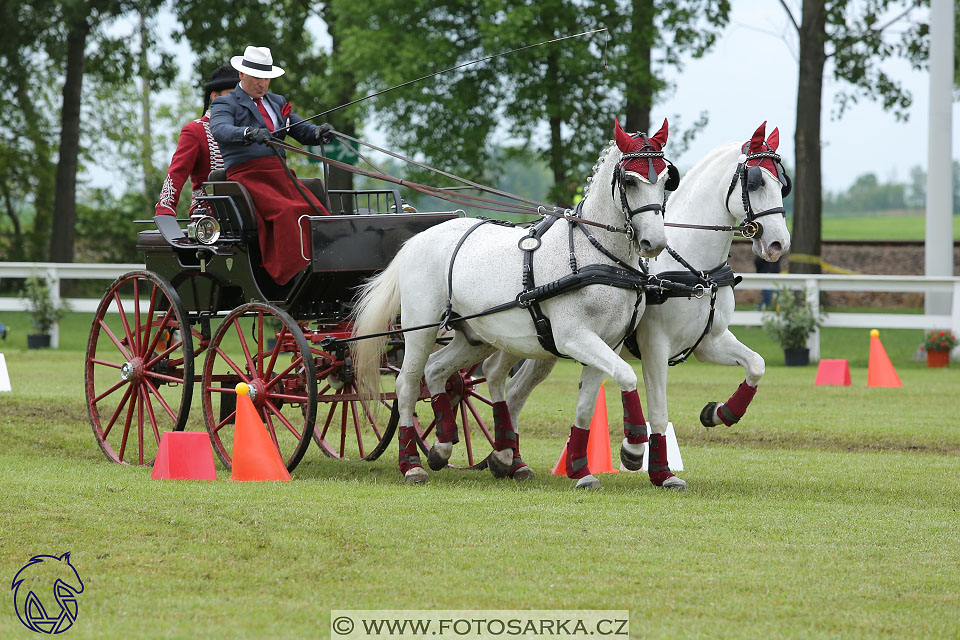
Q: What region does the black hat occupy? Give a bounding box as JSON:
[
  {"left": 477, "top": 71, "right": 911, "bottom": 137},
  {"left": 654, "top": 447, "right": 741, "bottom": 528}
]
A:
[{"left": 203, "top": 65, "right": 240, "bottom": 111}]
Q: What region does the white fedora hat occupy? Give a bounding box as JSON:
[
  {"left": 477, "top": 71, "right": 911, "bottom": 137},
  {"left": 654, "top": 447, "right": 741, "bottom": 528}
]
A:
[{"left": 231, "top": 46, "right": 285, "bottom": 79}]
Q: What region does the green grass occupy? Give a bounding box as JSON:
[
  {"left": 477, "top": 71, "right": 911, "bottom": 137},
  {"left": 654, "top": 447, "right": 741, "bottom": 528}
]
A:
[
  {"left": 814, "top": 212, "right": 960, "bottom": 241},
  {"left": 1, "top": 318, "right": 959, "bottom": 639}
]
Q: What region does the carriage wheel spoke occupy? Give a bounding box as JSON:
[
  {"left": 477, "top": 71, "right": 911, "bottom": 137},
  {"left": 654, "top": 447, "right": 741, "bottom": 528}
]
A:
[
  {"left": 464, "top": 396, "right": 493, "bottom": 444},
  {"left": 117, "top": 384, "right": 138, "bottom": 462},
  {"left": 91, "top": 357, "right": 124, "bottom": 370},
  {"left": 213, "top": 346, "right": 251, "bottom": 383},
  {"left": 232, "top": 318, "right": 258, "bottom": 378},
  {"left": 264, "top": 326, "right": 285, "bottom": 376},
  {"left": 145, "top": 338, "right": 185, "bottom": 369},
  {"left": 266, "top": 356, "right": 304, "bottom": 389},
  {"left": 339, "top": 393, "right": 349, "bottom": 456},
  {"left": 143, "top": 378, "right": 178, "bottom": 422},
  {"left": 212, "top": 410, "right": 237, "bottom": 433},
  {"left": 144, "top": 308, "right": 175, "bottom": 358},
  {"left": 113, "top": 292, "right": 136, "bottom": 355},
  {"left": 137, "top": 385, "right": 145, "bottom": 465},
  {"left": 141, "top": 385, "right": 161, "bottom": 446},
  {"left": 132, "top": 279, "right": 142, "bottom": 355},
  {"left": 139, "top": 284, "right": 159, "bottom": 358},
  {"left": 101, "top": 384, "right": 133, "bottom": 439},
  {"left": 266, "top": 402, "right": 302, "bottom": 440},
  {"left": 257, "top": 312, "right": 265, "bottom": 378},
  {"left": 98, "top": 318, "right": 133, "bottom": 361},
  {"left": 357, "top": 385, "right": 383, "bottom": 440},
  {"left": 320, "top": 400, "right": 338, "bottom": 440},
  {"left": 263, "top": 409, "right": 281, "bottom": 450},
  {"left": 460, "top": 400, "right": 474, "bottom": 466},
  {"left": 144, "top": 370, "right": 186, "bottom": 385},
  {"left": 350, "top": 400, "right": 365, "bottom": 458},
  {"left": 94, "top": 378, "right": 128, "bottom": 405}
]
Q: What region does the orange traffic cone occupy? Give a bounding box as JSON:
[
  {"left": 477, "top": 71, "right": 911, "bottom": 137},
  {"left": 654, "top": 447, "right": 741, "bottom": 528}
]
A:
[
  {"left": 867, "top": 329, "right": 902, "bottom": 388},
  {"left": 552, "top": 382, "right": 618, "bottom": 475},
  {"left": 231, "top": 383, "right": 291, "bottom": 481}
]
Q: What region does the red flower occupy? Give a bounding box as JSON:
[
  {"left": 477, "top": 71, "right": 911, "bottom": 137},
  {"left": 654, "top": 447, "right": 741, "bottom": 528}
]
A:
[
  {"left": 939, "top": 331, "right": 945, "bottom": 336},
  {"left": 941, "top": 341, "right": 948, "bottom": 348},
  {"left": 280, "top": 102, "right": 292, "bottom": 118}
]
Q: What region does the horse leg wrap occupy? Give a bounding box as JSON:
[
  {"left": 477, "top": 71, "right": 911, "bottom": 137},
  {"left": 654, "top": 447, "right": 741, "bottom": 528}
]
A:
[
  {"left": 431, "top": 392, "right": 459, "bottom": 444},
  {"left": 647, "top": 432, "right": 676, "bottom": 486},
  {"left": 565, "top": 426, "right": 592, "bottom": 480},
  {"left": 492, "top": 401, "right": 529, "bottom": 477},
  {"left": 717, "top": 381, "right": 757, "bottom": 427},
  {"left": 622, "top": 390, "right": 649, "bottom": 445},
  {"left": 397, "top": 425, "right": 423, "bottom": 475}
]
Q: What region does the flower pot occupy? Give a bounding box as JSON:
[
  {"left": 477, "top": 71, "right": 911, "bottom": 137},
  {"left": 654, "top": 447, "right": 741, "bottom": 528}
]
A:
[
  {"left": 927, "top": 349, "right": 950, "bottom": 368},
  {"left": 27, "top": 333, "right": 51, "bottom": 349},
  {"left": 783, "top": 347, "right": 809, "bottom": 367}
]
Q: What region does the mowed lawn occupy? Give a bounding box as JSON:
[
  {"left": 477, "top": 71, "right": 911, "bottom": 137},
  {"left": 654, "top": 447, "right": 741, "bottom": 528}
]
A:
[{"left": 1, "top": 313, "right": 959, "bottom": 639}]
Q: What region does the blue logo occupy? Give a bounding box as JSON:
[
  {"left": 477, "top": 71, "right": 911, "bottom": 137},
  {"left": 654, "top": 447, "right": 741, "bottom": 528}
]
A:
[{"left": 11, "top": 553, "right": 84, "bottom": 634}]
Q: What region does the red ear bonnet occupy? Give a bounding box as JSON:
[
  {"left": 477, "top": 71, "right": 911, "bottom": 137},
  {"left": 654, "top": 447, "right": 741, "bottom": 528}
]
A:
[
  {"left": 613, "top": 117, "right": 667, "bottom": 182},
  {"left": 742, "top": 121, "right": 779, "bottom": 176}
]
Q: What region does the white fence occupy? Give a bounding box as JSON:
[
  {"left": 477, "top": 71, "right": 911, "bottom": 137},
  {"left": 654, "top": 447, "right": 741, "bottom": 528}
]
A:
[{"left": 1, "top": 262, "right": 958, "bottom": 359}]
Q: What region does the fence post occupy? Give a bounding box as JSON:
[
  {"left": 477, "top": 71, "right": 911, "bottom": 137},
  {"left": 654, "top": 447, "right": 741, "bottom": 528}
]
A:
[
  {"left": 45, "top": 265, "right": 60, "bottom": 349},
  {"left": 805, "top": 277, "right": 820, "bottom": 362},
  {"left": 952, "top": 280, "right": 960, "bottom": 361}
]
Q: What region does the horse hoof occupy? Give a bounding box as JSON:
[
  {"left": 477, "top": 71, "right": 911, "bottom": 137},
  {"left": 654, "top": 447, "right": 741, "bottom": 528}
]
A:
[
  {"left": 619, "top": 440, "right": 645, "bottom": 471},
  {"left": 404, "top": 467, "right": 429, "bottom": 485},
  {"left": 661, "top": 476, "right": 687, "bottom": 490},
  {"left": 510, "top": 465, "right": 535, "bottom": 482},
  {"left": 487, "top": 449, "right": 514, "bottom": 478},
  {"left": 700, "top": 402, "right": 720, "bottom": 428},
  {"left": 427, "top": 442, "right": 453, "bottom": 471},
  {"left": 575, "top": 475, "right": 602, "bottom": 490}
]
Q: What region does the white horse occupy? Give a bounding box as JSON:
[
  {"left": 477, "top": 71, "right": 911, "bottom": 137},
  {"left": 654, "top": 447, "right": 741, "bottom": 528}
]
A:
[
  {"left": 351, "top": 119, "right": 675, "bottom": 487},
  {"left": 486, "top": 122, "right": 792, "bottom": 489}
]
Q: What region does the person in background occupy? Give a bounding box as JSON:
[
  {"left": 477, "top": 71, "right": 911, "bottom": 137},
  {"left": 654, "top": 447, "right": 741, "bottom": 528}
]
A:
[
  {"left": 155, "top": 65, "right": 239, "bottom": 216},
  {"left": 210, "top": 45, "right": 335, "bottom": 285},
  {"left": 755, "top": 254, "right": 782, "bottom": 308}
]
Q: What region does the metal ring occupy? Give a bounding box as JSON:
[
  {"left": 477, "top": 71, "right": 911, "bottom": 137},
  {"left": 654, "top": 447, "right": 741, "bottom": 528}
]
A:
[
  {"left": 694, "top": 284, "right": 706, "bottom": 299},
  {"left": 740, "top": 221, "right": 760, "bottom": 239}
]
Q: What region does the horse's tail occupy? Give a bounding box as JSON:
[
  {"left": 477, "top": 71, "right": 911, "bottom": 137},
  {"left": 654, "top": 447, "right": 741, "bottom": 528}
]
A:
[{"left": 350, "top": 247, "right": 405, "bottom": 406}]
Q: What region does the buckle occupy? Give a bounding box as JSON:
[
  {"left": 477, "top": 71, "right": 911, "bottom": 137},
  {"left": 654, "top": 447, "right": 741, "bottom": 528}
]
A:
[
  {"left": 693, "top": 284, "right": 705, "bottom": 299},
  {"left": 740, "top": 220, "right": 760, "bottom": 238}
]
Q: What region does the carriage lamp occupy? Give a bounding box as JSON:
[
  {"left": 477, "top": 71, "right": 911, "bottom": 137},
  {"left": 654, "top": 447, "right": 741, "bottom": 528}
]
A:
[{"left": 188, "top": 215, "right": 221, "bottom": 245}]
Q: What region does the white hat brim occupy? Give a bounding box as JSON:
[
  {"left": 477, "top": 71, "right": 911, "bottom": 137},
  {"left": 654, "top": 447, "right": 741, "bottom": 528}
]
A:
[{"left": 230, "top": 55, "right": 285, "bottom": 79}]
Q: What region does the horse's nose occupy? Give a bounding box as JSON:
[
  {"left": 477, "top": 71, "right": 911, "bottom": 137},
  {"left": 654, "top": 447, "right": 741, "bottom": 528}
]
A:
[
  {"left": 639, "top": 239, "right": 652, "bottom": 254},
  {"left": 766, "top": 241, "right": 782, "bottom": 262}
]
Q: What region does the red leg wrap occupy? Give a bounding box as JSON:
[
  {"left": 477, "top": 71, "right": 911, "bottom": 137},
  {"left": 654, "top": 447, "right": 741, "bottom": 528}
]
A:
[
  {"left": 718, "top": 381, "right": 757, "bottom": 427},
  {"left": 493, "top": 401, "right": 529, "bottom": 476},
  {"left": 647, "top": 432, "right": 675, "bottom": 486},
  {"left": 398, "top": 425, "right": 423, "bottom": 475},
  {"left": 565, "top": 426, "right": 591, "bottom": 480},
  {"left": 431, "top": 392, "right": 459, "bottom": 444},
  {"left": 622, "top": 390, "right": 649, "bottom": 445}
]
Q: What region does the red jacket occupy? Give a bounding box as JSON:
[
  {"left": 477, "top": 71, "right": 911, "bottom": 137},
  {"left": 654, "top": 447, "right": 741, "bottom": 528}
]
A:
[{"left": 155, "top": 114, "right": 224, "bottom": 215}]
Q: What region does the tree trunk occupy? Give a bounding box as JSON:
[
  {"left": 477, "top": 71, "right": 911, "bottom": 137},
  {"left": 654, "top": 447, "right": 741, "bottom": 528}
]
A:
[
  {"left": 790, "top": 0, "right": 827, "bottom": 274},
  {"left": 323, "top": 6, "right": 356, "bottom": 192},
  {"left": 140, "top": 7, "right": 155, "bottom": 202},
  {"left": 2, "top": 183, "right": 24, "bottom": 260},
  {"left": 49, "top": 17, "right": 90, "bottom": 263},
  {"left": 624, "top": 0, "right": 655, "bottom": 133}
]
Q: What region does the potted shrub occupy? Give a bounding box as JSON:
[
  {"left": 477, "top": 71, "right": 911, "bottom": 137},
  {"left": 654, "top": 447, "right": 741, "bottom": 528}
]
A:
[
  {"left": 923, "top": 330, "right": 956, "bottom": 368},
  {"left": 762, "top": 285, "right": 825, "bottom": 366},
  {"left": 22, "top": 274, "right": 67, "bottom": 349}
]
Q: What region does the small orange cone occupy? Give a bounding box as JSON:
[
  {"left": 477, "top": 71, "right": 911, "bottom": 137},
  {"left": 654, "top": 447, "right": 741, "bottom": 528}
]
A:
[
  {"left": 231, "top": 383, "right": 291, "bottom": 481},
  {"left": 552, "top": 382, "right": 618, "bottom": 475},
  {"left": 815, "top": 359, "right": 851, "bottom": 386},
  {"left": 867, "top": 329, "right": 902, "bottom": 388},
  {"left": 152, "top": 431, "right": 217, "bottom": 480}
]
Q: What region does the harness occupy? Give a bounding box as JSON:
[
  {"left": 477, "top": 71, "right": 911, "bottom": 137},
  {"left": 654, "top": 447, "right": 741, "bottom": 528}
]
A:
[{"left": 723, "top": 146, "right": 790, "bottom": 239}]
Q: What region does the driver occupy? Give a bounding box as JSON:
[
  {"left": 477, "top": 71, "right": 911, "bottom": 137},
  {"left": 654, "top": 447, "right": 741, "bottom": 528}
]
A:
[{"left": 210, "top": 45, "right": 336, "bottom": 285}]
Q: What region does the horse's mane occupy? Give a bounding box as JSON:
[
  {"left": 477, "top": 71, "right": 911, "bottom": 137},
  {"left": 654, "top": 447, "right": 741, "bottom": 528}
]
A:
[{"left": 581, "top": 141, "right": 617, "bottom": 201}]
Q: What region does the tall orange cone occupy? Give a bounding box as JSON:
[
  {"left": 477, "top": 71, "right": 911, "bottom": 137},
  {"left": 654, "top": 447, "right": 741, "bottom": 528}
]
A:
[
  {"left": 867, "top": 329, "right": 902, "bottom": 388},
  {"left": 231, "top": 383, "right": 292, "bottom": 481},
  {"left": 552, "top": 382, "right": 618, "bottom": 475}
]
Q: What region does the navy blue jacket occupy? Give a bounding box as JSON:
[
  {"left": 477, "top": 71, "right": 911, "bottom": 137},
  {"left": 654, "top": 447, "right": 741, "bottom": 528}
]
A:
[{"left": 210, "top": 86, "right": 323, "bottom": 170}]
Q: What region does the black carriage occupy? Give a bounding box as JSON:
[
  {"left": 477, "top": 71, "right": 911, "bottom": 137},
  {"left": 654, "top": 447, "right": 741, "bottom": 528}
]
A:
[{"left": 84, "top": 175, "right": 496, "bottom": 472}]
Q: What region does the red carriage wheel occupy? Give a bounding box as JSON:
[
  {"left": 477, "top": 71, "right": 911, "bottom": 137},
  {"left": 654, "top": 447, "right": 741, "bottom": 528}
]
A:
[
  {"left": 85, "top": 270, "right": 194, "bottom": 465},
  {"left": 311, "top": 356, "right": 400, "bottom": 460},
  {"left": 410, "top": 364, "right": 496, "bottom": 470},
  {"left": 201, "top": 302, "right": 316, "bottom": 472}
]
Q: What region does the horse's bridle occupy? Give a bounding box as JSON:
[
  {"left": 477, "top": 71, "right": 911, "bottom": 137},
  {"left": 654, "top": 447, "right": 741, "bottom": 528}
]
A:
[
  {"left": 610, "top": 134, "right": 679, "bottom": 239},
  {"left": 723, "top": 149, "right": 791, "bottom": 239}
]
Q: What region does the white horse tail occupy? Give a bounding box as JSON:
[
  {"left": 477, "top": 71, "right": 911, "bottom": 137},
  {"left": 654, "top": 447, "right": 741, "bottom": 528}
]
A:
[{"left": 350, "top": 247, "right": 405, "bottom": 404}]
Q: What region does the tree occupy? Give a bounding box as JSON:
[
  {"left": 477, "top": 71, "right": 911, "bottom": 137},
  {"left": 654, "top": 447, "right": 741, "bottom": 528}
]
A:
[{"left": 779, "top": 0, "right": 926, "bottom": 273}]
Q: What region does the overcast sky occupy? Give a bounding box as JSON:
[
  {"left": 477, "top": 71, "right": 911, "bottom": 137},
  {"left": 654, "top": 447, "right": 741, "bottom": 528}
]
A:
[{"left": 94, "top": 1, "right": 955, "bottom": 195}]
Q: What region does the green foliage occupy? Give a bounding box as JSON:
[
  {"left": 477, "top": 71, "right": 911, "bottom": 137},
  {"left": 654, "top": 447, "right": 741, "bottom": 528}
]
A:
[
  {"left": 75, "top": 188, "right": 150, "bottom": 263},
  {"left": 762, "top": 285, "right": 826, "bottom": 350},
  {"left": 21, "top": 274, "right": 68, "bottom": 334},
  {"left": 924, "top": 329, "right": 958, "bottom": 351}
]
